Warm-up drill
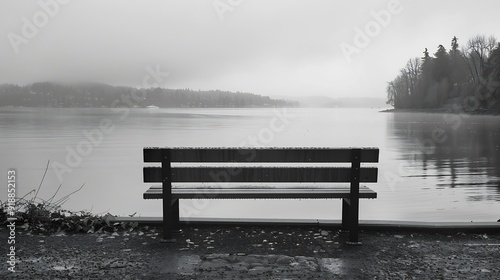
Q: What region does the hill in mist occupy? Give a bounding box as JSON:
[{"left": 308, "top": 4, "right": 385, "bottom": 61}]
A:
[{"left": 0, "top": 82, "right": 297, "bottom": 108}]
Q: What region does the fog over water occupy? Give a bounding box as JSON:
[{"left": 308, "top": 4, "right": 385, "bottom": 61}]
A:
[{"left": 1, "top": 107, "right": 499, "bottom": 222}]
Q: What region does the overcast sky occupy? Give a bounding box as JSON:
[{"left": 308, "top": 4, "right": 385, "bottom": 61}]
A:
[{"left": 1, "top": 0, "right": 500, "bottom": 99}]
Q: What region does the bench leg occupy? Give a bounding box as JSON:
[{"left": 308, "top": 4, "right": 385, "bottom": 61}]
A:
[
  {"left": 161, "top": 196, "right": 175, "bottom": 242},
  {"left": 348, "top": 197, "right": 360, "bottom": 245},
  {"left": 172, "top": 199, "right": 180, "bottom": 230},
  {"left": 160, "top": 149, "right": 175, "bottom": 243},
  {"left": 342, "top": 198, "right": 350, "bottom": 230},
  {"left": 347, "top": 149, "right": 362, "bottom": 245}
]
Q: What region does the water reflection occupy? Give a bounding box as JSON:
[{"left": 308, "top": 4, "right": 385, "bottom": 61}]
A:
[
  {"left": 2, "top": 107, "right": 498, "bottom": 221},
  {"left": 387, "top": 112, "right": 500, "bottom": 201}
]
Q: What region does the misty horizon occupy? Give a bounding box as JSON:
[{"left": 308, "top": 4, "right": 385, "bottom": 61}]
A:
[
  {"left": 2, "top": 0, "right": 500, "bottom": 99},
  {"left": 0, "top": 81, "right": 390, "bottom": 108}
]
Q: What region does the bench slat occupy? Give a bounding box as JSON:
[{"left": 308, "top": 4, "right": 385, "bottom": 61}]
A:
[
  {"left": 143, "top": 167, "right": 378, "bottom": 183},
  {"left": 144, "top": 147, "right": 379, "bottom": 163},
  {"left": 147, "top": 183, "right": 372, "bottom": 189},
  {"left": 143, "top": 186, "right": 377, "bottom": 199}
]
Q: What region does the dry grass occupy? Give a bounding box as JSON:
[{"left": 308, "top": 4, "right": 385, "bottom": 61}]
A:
[{"left": 1, "top": 160, "right": 139, "bottom": 235}]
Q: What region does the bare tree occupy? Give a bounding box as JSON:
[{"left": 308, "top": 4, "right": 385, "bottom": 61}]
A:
[
  {"left": 405, "top": 58, "right": 421, "bottom": 104},
  {"left": 464, "top": 35, "right": 498, "bottom": 84}
]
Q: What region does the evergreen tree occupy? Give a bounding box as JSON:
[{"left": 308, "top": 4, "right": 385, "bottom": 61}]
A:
[
  {"left": 448, "top": 37, "right": 469, "bottom": 92},
  {"left": 419, "top": 48, "right": 435, "bottom": 108},
  {"left": 386, "top": 35, "right": 499, "bottom": 110},
  {"left": 433, "top": 45, "right": 451, "bottom": 82},
  {"left": 433, "top": 45, "right": 451, "bottom": 106}
]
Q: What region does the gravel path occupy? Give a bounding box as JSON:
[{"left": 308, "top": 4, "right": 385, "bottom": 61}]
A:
[{"left": 1, "top": 225, "right": 499, "bottom": 279}]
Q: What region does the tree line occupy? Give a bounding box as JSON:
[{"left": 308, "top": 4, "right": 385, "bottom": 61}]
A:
[
  {"left": 386, "top": 35, "right": 500, "bottom": 110},
  {"left": 0, "top": 82, "right": 297, "bottom": 108}
]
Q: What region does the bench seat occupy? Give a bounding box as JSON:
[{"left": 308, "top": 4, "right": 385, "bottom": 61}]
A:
[{"left": 143, "top": 185, "right": 377, "bottom": 199}]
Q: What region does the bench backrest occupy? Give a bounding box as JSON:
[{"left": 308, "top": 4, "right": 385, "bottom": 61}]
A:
[{"left": 143, "top": 148, "right": 379, "bottom": 184}]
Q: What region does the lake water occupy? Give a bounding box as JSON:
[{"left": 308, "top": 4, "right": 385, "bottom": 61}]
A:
[{"left": 1, "top": 107, "right": 499, "bottom": 222}]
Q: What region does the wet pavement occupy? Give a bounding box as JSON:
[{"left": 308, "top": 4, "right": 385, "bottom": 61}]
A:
[{"left": 1, "top": 224, "right": 499, "bottom": 279}]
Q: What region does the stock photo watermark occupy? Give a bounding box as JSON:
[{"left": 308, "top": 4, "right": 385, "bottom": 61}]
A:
[
  {"left": 6, "top": 169, "right": 17, "bottom": 273},
  {"left": 51, "top": 65, "right": 169, "bottom": 182},
  {"left": 340, "top": 0, "right": 406, "bottom": 63},
  {"left": 179, "top": 108, "right": 297, "bottom": 219},
  {"left": 7, "top": 0, "right": 72, "bottom": 54},
  {"left": 142, "top": 65, "right": 170, "bottom": 88},
  {"left": 384, "top": 77, "right": 500, "bottom": 191},
  {"left": 444, "top": 76, "right": 500, "bottom": 129},
  {"left": 213, "top": 0, "right": 243, "bottom": 21}
]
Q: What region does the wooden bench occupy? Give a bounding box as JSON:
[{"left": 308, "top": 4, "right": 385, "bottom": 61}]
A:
[{"left": 143, "top": 147, "right": 379, "bottom": 244}]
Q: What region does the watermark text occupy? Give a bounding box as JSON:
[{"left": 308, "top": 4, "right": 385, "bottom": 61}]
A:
[{"left": 6, "top": 169, "right": 17, "bottom": 272}]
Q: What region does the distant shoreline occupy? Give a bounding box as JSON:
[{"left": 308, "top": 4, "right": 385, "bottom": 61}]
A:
[
  {"left": 0, "top": 105, "right": 295, "bottom": 109},
  {"left": 380, "top": 108, "right": 500, "bottom": 116}
]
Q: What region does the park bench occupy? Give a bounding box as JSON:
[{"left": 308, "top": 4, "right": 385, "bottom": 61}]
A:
[{"left": 143, "top": 147, "right": 379, "bottom": 244}]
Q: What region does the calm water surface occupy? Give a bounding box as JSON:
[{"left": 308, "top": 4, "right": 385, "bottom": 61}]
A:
[{"left": 0, "top": 107, "right": 499, "bottom": 222}]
